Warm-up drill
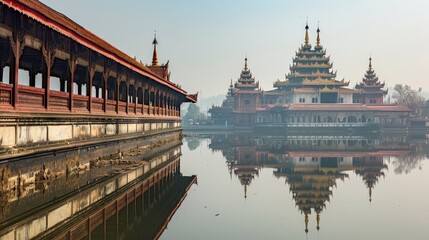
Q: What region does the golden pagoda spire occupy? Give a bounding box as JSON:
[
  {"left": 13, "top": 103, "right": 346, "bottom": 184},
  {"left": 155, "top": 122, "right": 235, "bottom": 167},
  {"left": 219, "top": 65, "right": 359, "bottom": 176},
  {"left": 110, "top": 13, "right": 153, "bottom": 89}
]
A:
[
  {"left": 305, "top": 19, "right": 309, "bottom": 45},
  {"left": 369, "top": 57, "right": 372, "bottom": 70},
  {"left": 316, "top": 22, "right": 320, "bottom": 46},
  {"left": 151, "top": 31, "right": 159, "bottom": 66},
  {"left": 369, "top": 186, "right": 372, "bottom": 202},
  {"left": 304, "top": 212, "right": 309, "bottom": 233}
]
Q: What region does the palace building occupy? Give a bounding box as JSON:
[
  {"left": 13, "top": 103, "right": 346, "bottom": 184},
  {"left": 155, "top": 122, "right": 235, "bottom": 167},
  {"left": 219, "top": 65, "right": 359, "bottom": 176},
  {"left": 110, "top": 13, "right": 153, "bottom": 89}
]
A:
[
  {"left": 209, "top": 23, "right": 411, "bottom": 132},
  {"left": 0, "top": 0, "right": 197, "bottom": 157}
]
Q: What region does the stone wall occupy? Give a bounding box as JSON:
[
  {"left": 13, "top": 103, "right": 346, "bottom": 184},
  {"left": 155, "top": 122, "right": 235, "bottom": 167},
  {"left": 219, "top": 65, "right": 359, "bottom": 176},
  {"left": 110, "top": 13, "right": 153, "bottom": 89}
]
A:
[{"left": 0, "top": 116, "right": 181, "bottom": 150}]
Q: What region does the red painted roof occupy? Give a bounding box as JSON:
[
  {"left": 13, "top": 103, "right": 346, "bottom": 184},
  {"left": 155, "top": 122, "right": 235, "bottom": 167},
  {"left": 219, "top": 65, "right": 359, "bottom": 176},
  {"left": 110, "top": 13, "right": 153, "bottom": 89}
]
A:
[
  {"left": 366, "top": 105, "right": 411, "bottom": 112},
  {"left": 1, "top": 0, "right": 195, "bottom": 101},
  {"left": 232, "top": 89, "right": 262, "bottom": 94}
]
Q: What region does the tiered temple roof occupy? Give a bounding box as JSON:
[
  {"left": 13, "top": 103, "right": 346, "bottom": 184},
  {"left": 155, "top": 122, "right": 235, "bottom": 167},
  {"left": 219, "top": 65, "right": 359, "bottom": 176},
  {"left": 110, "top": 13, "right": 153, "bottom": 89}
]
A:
[
  {"left": 275, "top": 162, "right": 349, "bottom": 233},
  {"left": 274, "top": 23, "right": 350, "bottom": 91},
  {"left": 355, "top": 58, "right": 388, "bottom": 94},
  {"left": 234, "top": 58, "right": 259, "bottom": 90},
  {"left": 208, "top": 80, "right": 234, "bottom": 114}
]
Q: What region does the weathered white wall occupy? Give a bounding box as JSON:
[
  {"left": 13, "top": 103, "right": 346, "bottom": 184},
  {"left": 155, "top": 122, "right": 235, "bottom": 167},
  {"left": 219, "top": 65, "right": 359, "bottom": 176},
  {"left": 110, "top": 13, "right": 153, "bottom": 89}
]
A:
[
  {"left": 49, "top": 125, "right": 72, "bottom": 141},
  {"left": 0, "top": 120, "right": 180, "bottom": 148},
  {"left": 0, "top": 126, "right": 15, "bottom": 147}
]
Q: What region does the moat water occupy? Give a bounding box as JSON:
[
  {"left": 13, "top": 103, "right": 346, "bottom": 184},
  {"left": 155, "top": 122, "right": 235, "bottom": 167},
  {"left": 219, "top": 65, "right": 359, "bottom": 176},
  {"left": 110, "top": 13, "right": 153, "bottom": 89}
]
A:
[
  {"left": 1, "top": 132, "right": 429, "bottom": 239},
  {"left": 161, "top": 133, "right": 429, "bottom": 240}
]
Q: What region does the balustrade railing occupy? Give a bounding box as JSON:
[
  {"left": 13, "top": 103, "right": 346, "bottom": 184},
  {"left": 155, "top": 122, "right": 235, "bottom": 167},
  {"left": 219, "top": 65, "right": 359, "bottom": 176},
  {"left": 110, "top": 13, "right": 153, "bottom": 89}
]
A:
[
  {"left": 106, "top": 99, "right": 116, "bottom": 113},
  {"left": 0, "top": 83, "right": 12, "bottom": 108},
  {"left": 49, "top": 90, "right": 69, "bottom": 111},
  {"left": 118, "top": 101, "right": 127, "bottom": 114},
  {"left": 128, "top": 103, "right": 136, "bottom": 114},
  {"left": 92, "top": 98, "right": 104, "bottom": 112},
  {"left": 73, "top": 95, "right": 89, "bottom": 112},
  {"left": 18, "top": 86, "right": 45, "bottom": 109}
]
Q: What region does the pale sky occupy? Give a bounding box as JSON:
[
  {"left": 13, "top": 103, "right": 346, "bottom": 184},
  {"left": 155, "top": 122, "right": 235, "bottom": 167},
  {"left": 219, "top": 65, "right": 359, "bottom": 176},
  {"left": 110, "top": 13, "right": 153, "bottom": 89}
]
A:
[{"left": 40, "top": 0, "right": 429, "bottom": 98}]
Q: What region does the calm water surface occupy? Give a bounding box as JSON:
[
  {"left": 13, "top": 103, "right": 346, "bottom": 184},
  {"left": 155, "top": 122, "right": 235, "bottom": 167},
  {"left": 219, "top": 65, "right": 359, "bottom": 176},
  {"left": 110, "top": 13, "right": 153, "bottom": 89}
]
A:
[{"left": 161, "top": 134, "right": 429, "bottom": 240}]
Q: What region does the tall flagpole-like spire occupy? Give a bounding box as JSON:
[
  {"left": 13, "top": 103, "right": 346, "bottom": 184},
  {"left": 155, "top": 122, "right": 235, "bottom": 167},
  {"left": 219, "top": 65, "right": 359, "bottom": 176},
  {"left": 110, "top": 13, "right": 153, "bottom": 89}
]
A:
[
  {"left": 316, "top": 21, "right": 320, "bottom": 46},
  {"left": 369, "top": 57, "right": 372, "bottom": 70},
  {"left": 305, "top": 18, "right": 309, "bottom": 45},
  {"left": 152, "top": 31, "right": 159, "bottom": 66}
]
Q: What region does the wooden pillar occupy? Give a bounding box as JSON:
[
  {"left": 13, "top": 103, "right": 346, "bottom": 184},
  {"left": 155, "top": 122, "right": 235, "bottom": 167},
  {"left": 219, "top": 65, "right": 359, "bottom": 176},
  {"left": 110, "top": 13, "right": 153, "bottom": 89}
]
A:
[
  {"left": 88, "top": 66, "right": 95, "bottom": 113},
  {"left": 68, "top": 58, "right": 75, "bottom": 112},
  {"left": 156, "top": 90, "right": 160, "bottom": 115},
  {"left": 9, "top": 27, "right": 24, "bottom": 109},
  {"left": 116, "top": 79, "right": 120, "bottom": 114},
  {"left": 125, "top": 81, "right": 129, "bottom": 114},
  {"left": 147, "top": 86, "right": 151, "bottom": 115},
  {"left": 133, "top": 85, "right": 137, "bottom": 114},
  {"left": 103, "top": 69, "right": 108, "bottom": 113},
  {"left": 141, "top": 83, "right": 145, "bottom": 115},
  {"left": 42, "top": 46, "right": 54, "bottom": 110}
]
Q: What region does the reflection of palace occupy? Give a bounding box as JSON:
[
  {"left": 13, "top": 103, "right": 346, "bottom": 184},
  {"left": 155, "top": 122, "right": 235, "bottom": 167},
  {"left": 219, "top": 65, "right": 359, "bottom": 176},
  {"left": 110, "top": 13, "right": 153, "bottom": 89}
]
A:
[
  {"left": 209, "top": 23, "right": 411, "bottom": 131},
  {"left": 0, "top": 144, "right": 196, "bottom": 240},
  {"left": 208, "top": 133, "right": 425, "bottom": 233}
]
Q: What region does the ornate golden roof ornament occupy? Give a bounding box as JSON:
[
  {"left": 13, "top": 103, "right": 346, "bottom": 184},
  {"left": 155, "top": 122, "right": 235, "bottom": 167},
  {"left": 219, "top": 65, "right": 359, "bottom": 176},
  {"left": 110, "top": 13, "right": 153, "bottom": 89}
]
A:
[
  {"left": 305, "top": 20, "right": 309, "bottom": 45},
  {"left": 316, "top": 22, "right": 321, "bottom": 46},
  {"left": 369, "top": 57, "right": 372, "bottom": 70},
  {"left": 151, "top": 31, "right": 159, "bottom": 66}
]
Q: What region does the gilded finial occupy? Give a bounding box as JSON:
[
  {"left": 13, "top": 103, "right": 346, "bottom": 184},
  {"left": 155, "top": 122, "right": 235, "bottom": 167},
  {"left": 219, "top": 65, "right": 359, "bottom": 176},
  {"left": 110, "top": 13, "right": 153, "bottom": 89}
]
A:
[
  {"left": 369, "top": 186, "right": 372, "bottom": 202},
  {"left": 369, "top": 57, "right": 372, "bottom": 70},
  {"left": 304, "top": 212, "right": 309, "bottom": 233},
  {"left": 152, "top": 30, "right": 158, "bottom": 66},
  {"left": 316, "top": 21, "right": 320, "bottom": 46},
  {"left": 244, "top": 57, "right": 248, "bottom": 70},
  {"left": 305, "top": 18, "right": 309, "bottom": 45}
]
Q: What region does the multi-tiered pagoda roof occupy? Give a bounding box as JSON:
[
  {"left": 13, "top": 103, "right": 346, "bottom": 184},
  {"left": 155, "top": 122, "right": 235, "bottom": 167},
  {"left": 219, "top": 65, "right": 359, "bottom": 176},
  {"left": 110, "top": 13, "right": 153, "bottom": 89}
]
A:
[
  {"left": 234, "top": 58, "right": 259, "bottom": 90},
  {"left": 355, "top": 58, "right": 388, "bottom": 95},
  {"left": 274, "top": 23, "right": 350, "bottom": 93}
]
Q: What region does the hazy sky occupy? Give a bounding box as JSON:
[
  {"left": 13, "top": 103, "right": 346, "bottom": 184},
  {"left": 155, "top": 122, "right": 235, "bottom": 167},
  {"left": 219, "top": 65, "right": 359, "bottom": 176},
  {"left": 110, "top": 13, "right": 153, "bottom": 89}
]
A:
[{"left": 40, "top": 0, "right": 429, "bottom": 97}]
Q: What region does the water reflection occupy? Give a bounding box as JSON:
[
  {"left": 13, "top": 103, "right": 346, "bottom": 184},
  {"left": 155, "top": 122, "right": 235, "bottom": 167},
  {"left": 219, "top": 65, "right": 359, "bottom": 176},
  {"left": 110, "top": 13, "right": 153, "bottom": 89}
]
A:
[
  {"left": 203, "top": 133, "right": 428, "bottom": 234},
  {"left": 0, "top": 138, "right": 196, "bottom": 240}
]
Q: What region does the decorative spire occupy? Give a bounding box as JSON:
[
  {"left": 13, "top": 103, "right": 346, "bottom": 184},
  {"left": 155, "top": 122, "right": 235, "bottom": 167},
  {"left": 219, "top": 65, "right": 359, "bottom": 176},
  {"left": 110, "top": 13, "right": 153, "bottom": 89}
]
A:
[
  {"left": 151, "top": 31, "right": 158, "bottom": 66},
  {"left": 304, "top": 212, "right": 309, "bottom": 233},
  {"left": 244, "top": 57, "right": 248, "bottom": 70},
  {"left": 369, "top": 57, "right": 372, "bottom": 70},
  {"left": 369, "top": 186, "right": 372, "bottom": 202},
  {"left": 316, "top": 22, "right": 320, "bottom": 46},
  {"left": 305, "top": 19, "right": 309, "bottom": 45}
]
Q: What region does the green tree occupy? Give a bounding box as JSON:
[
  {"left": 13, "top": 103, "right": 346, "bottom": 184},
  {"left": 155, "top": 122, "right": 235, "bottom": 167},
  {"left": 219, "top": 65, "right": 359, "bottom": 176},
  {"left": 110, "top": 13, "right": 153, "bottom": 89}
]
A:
[
  {"left": 183, "top": 103, "right": 205, "bottom": 125},
  {"left": 392, "top": 84, "right": 425, "bottom": 105}
]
